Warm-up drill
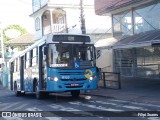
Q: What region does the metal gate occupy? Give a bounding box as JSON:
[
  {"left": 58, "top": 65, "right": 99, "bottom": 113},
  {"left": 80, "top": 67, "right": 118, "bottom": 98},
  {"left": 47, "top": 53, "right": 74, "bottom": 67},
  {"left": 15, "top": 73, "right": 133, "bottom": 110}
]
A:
[
  {"left": 100, "top": 72, "right": 121, "bottom": 89},
  {"left": 114, "top": 46, "right": 160, "bottom": 79}
]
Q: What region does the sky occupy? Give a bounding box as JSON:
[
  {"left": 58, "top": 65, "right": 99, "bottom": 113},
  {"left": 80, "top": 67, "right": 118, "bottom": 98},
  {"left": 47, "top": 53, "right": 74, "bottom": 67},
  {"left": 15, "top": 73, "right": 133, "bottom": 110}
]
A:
[{"left": 0, "top": 0, "right": 34, "bottom": 33}]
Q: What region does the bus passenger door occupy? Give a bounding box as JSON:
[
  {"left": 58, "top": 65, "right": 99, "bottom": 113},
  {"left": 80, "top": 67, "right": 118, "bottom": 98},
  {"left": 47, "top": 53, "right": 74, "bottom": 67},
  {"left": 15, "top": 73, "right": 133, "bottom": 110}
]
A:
[
  {"left": 38, "top": 45, "right": 46, "bottom": 90},
  {"left": 10, "top": 62, "right": 14, "bottom": 90},
  {"left": 20, "top": 56, "right": 24, "bottom": 91}
]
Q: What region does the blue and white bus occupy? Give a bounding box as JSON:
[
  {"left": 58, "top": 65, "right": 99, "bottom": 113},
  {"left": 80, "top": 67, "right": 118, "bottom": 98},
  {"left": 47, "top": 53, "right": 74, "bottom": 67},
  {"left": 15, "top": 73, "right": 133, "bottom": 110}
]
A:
[{"left": 9, "top": 34, "right": 100, "bottom": 99}]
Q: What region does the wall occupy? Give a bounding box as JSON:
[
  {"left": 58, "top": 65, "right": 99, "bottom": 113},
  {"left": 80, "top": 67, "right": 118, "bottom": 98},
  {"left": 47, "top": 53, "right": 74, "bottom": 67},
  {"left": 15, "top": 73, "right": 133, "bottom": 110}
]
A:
[{"left": 96, "top": 49, "right": 113, "bottom": 72}]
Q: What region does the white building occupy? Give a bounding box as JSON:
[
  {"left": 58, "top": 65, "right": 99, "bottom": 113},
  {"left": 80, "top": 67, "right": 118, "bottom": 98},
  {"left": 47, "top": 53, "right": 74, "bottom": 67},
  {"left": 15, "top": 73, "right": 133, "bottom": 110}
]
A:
[
  {"left": 95, "top": 0, "right": 160, "bottom": 79},
  {"left": 31, "top": 0, "right": 111, "bottom": 42}
]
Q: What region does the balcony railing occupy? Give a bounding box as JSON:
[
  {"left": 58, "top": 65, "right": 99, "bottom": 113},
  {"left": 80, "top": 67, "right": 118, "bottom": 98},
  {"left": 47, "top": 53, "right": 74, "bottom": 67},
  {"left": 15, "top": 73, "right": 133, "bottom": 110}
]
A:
[
  {"left": 43, "top": 24, "right": 66, "bottom": 35},
  {"left": 52, "top": 24, "right": 66, "bottom": 33}
]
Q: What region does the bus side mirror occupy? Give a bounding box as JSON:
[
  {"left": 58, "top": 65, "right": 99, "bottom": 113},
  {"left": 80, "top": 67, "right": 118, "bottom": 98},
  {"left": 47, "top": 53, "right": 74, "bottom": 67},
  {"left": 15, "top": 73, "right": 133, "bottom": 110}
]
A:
[{"left": 44, "top": 47, "right": 47, "bottom": 55}]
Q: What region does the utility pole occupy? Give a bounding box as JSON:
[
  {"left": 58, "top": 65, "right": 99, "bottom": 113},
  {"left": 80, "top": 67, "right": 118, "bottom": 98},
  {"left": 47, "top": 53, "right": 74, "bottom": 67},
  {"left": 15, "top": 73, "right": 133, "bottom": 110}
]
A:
[
  {"left": 0, "top": 23, "right": 5, "bottom": 65},
  {"left": 0, "top": 22, "right": 5, "bottom": 87},
  {"left": 80, "top": 0, "right": 86, "bottom": 34}
]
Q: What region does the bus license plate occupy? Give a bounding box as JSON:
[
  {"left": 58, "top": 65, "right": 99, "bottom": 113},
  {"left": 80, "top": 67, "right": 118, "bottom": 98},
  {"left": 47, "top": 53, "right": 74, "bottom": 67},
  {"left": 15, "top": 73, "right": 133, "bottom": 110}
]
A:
[{"left": 71, "top": 83, "right": 79, "bottom": 86}]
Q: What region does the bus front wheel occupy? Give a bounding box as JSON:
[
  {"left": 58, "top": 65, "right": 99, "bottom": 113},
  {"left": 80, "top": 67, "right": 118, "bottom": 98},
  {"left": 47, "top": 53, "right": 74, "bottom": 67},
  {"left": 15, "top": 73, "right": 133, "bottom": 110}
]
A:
[
  {"left": 71, "top": 90, "right": 80, "bottom": 98},
  {"left": 14, "top": 82, "right": 21, "bottom": 96}
]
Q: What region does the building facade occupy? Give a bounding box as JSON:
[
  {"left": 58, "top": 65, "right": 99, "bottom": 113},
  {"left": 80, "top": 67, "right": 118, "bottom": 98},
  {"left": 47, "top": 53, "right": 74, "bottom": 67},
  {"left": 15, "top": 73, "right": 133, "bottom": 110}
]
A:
[
  {"left": 31, "top": 0, "right": 111, "bottom": 42},
  {"left": 95, "top": 0, "right": 160, "bottom": 79}
]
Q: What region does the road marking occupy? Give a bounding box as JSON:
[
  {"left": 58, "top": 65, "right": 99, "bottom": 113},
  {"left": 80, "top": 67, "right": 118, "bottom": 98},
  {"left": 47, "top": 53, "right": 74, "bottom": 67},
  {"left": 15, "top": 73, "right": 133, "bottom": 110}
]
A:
[
  {"left": 49, "top": 104, "right": 81, "bottom": 111},
  {"left": 148, "top": 117, "right": 160, "bottom": 120},
  {"left": 69, "top": 101, "right": 124, "bottom": 111},
  {"left": 13, "top": 103, "right": 28, "bottom": 110},
  {"left": 95, "top": 101, "right": 117, "bottom": 106},
  {"left": 45, "top": 117, "right": 64, "bottom": 120},
  {"left": 1, "top": 102, "right": 20, "bottom": 111},
  {"left": 26, "top": 107, "right": 43, "bottom": 111},
  {"left": 95, "top": 100, "right": 148, "bottom": 110},
  {"left": 48, "top": 104, "right": 96, "bottom": 117},
  {"left": 108, "top": 99, "right": 128, "bottom": 103},
  {"left": 109, "top": 99, "right": 160, "bottom": 108},
  {"left": 123, "top": 105, "right": 147, "bottom": 110},
  {"left": 2, "top": 117, "right": 23, "bottom": 120},
  {"left": 0, "top": 103, "right": 9, "bottom": 107}
]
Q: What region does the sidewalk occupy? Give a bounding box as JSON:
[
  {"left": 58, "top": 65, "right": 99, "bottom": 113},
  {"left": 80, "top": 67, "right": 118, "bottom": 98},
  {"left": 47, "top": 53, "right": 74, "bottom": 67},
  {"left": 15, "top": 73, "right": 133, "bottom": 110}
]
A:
[
  {"left": 0, "top": 84, "right": 9, "bottom": 90},
  {"left": 83, "top": 79, "right": 160, "bottom": 105},
  {"left": 0, "top": 84, "right": 3, "bottom": 90}
]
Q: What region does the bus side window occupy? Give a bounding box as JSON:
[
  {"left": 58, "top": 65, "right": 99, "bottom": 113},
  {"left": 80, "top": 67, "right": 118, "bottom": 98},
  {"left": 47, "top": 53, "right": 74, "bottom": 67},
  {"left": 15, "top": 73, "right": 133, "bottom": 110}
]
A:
[
  {"left": 87, "top": 47, "right": 92, "bottom": 60},
  {"left": 30, "top": 50, "right": 33, "bottom": 67},
  {"left": 26, "top": 52, "right": 30, "bottom": 68},
  {"left": 14, "top": 59, "right": 16, "bottom": 72},
  {"left": 36, "top": 47, "right": 38, "bottom": 64},
  {"left": 18, "top": 58, "right": 20, "bottom": 72},
  {"left": 24, "top": 54, "right": 27, "bottom": 69},
  {"left": 51, "top": 49, "right": 53, "bottom": 64},
  {"left": 11, "top": 62, "right": 14, "bottom": 72},
  {"left": 32, "top": 48, "right": 37, "bottom": 66}
]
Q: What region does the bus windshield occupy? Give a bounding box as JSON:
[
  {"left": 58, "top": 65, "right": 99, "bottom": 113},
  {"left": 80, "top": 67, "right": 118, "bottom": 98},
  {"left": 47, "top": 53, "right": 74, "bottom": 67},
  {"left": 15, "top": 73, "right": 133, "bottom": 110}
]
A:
[{"left": 48, "top": 44, "right": 96, "bottom": 69}]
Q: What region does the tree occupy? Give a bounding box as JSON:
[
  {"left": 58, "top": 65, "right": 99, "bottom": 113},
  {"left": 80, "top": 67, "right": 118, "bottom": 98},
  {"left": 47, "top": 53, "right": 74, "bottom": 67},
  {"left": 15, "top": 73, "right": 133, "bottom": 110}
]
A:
[{"left": 2, "top": 24, "right": 27, "bottom": 42}]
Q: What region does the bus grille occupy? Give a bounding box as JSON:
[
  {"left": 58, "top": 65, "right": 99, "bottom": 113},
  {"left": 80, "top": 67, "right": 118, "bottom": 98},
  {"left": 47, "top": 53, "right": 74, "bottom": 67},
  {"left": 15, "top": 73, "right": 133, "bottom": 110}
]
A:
[
  {"left": 59, "top": 71, "right": 87, "bottom": 82},
  {"left": 61, "top": 78, "right": 87, "bottom": 81},
  {"left": 58, "top": 71, "right": 84, "bottom": 75},
  {"left": 66, "top": 85, "right": 83, "bottom": 88}
]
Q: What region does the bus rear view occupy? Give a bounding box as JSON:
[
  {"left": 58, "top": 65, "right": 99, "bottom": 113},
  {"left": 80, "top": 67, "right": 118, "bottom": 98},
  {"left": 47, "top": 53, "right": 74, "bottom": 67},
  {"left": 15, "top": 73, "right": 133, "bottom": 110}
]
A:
[{"left": 46, "top": 34, "right": 99, "bottom": 97}]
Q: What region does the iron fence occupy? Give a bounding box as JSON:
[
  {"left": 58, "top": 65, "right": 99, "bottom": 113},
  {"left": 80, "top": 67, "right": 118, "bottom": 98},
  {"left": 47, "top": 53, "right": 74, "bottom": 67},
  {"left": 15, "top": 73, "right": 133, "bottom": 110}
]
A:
[{"left": 100, "top": 72, "right": 121, "bottom": 89}]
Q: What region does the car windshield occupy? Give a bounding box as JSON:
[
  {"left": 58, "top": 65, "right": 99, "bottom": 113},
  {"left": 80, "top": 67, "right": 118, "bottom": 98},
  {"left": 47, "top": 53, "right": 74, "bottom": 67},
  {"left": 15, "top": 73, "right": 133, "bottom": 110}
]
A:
[{"left": 48, "top": 44, "right": 96, "bottom": 69}]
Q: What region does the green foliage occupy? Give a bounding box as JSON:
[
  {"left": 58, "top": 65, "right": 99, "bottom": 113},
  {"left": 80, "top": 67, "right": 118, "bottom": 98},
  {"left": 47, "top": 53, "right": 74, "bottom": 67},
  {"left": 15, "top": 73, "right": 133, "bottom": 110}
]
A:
[{"left": 2, "top": 24, "right": 27, "bottom": 42}]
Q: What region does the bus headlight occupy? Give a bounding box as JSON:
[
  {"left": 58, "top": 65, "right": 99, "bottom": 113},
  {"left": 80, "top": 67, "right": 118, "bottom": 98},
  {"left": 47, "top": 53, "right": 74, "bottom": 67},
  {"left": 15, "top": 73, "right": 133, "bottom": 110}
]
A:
[
  {"left": 89, "top": 76, "right": 96, "bottom": 81},
  {"left": 50, "top": 77, "right": 59, "bottom": 82},
  {"left": 89, "top": 76, "right": 93, "bottom": 80},
  {"left": 54, "top": 77, "right": 58, "bottom": 82}
]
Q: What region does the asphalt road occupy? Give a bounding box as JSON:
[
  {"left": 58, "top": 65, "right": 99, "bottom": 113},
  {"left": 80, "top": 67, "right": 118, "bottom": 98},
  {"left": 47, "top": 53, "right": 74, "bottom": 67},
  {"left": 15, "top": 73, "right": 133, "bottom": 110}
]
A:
[{"left": 0, "top": 89, "right": 160, "bottom": 120}]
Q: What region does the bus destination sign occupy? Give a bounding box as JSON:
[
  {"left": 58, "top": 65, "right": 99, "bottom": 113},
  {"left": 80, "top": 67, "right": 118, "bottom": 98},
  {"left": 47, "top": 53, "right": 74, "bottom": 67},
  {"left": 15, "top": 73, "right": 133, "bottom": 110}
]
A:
[{"left": 52, "top": 35, "right": 90, "bottom": 42}]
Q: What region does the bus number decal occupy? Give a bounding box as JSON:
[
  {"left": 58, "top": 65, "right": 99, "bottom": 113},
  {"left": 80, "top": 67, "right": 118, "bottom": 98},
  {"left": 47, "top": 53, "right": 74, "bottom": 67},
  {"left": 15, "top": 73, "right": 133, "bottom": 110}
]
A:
[{"left": 62, "top": 76, "right": 70, "bottom": 79}]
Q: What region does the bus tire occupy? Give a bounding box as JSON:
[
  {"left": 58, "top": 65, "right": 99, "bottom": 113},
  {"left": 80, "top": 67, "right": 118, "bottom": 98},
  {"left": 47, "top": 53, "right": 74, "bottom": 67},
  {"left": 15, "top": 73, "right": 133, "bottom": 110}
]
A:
[
  {"left": 71, "top": 90, "right": 80, "bottom": 98},
  {"left": 21, "top": 91, "right": 25, "bottom": 96},
  {"left": 14, "top": 81, "right": 21, "bottom": 97}
]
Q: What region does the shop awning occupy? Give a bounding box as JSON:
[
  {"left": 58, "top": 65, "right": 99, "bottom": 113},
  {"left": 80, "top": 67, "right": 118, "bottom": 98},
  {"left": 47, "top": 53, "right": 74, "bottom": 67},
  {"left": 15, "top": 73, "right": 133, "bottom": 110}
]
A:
[
  {"left": 113, "top": 30, "right": 160, "bottom": 49},
  {"left": 95, "top": 37, "right": 118, "bottom": 50}
]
